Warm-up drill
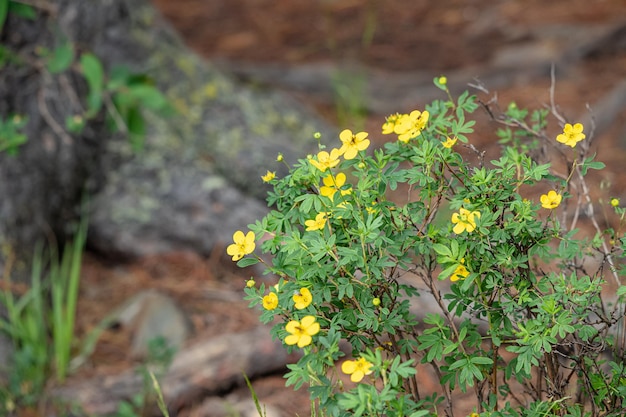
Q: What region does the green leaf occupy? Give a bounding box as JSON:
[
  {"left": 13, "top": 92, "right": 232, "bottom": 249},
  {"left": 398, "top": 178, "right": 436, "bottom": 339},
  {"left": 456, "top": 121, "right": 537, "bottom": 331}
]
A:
[
  {"left": 80, "top": 53, "right": 104, "bottom": 117},
  {"left": 580, "top": 154, "right": 606, "bottom": 175},
  {"left": 8, "top": 1, "right": 36, "bottom": 19},
  {"left": 470, "top": 356, "right": 494, "bottom": 365},
  {"left": 47, "top": 41, "right": 74, "bottom": 74},
  {"left": 65, "top": 114, "right": 85, "bottom": 133},
  {"left": 125, "top": 84, "right": 169, "bottom": 111},
  {"left": 408, "top": 411, "right": 430, "bottom": 417},
  {"left": 0, "top": 0, "right": 8, "bottom": 33},
  {"left": 448, "top": 358, "right": 467, "bottom": 371},
  {"left": 432, "top": 243, "right": 452, "bottom": 257},
  {"left": 437, "top": 263, "right": 458, "bottom": 281},
  {"left": 236, "top": 257, "right": 260, "bottom": 268},
  {"left": 125, "top": 106, "right": 145, "bottom": 151}
]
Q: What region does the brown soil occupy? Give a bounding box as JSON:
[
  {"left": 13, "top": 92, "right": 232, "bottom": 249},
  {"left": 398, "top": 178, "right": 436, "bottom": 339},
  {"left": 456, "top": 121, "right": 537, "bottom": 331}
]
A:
[{"left": 66, "top": 1, "right": 626, "bottom": 416}]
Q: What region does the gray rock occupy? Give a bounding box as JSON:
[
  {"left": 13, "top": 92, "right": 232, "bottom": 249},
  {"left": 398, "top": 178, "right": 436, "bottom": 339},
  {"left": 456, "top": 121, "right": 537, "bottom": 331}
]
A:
[
  {"left": 88, "top": 167, "right": 268, "bottom": 259},
  {"left": 0, "top": 0, "right": 336, "bottom": 267},
  {"left": 112, "top": 289, "right": 193, "bottom": 359},
  {"left": 84, "top": 0, "right": 335, "bottom": 257},
  {"left": 196, "top": 397, "right": 284, "bottom": 417}
]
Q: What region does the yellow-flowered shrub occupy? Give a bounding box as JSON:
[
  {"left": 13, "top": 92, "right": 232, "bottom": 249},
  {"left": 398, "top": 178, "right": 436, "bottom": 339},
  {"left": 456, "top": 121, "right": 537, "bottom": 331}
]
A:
[{"left": 232, "top": 78, "right": 626, "bottom": 417}]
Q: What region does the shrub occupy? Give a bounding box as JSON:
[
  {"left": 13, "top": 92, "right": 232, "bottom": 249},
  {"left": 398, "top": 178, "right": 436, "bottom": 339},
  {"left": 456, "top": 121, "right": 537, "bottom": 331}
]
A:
[{"left": 231, "top": 77, "right": 626, "bottom": 417}]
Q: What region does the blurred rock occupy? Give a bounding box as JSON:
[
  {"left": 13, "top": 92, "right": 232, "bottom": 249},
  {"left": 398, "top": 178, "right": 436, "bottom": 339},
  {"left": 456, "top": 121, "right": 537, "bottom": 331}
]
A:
[
  {"left": 0, "top": 0, "right": 335, "bottom": 268},
  {"left": 112, "top": 289, "right": 193, "bottom": 359},
  {"left": 196, "top": 397, "right": 284, "bottom": 417},
  {"left": 52, "top": 326, "right": 293, "bottom": 415}
]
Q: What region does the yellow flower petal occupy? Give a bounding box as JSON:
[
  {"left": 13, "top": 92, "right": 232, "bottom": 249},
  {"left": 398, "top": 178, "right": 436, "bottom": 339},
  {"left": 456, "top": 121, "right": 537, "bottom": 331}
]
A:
[
  {"left": 350, "top": 370, "right": 365, "bottom": 383},
  {"left": 300, "top": 315, "right": 319, "bottom": 334},
  {"left": 285, "top": 334, "right": 300, "bottom": 346},
  {"left": 285, "top": 320, "right": 299, "bottom": 333},
  {"left": 341, "top": 360, "right": 357, "bottom": 374},
  {"left": 297, "top": 334, "right": 312, "bottom": 348}
]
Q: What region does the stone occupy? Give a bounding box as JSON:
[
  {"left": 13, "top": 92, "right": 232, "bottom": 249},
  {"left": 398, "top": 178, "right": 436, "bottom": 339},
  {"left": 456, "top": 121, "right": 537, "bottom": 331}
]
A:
[
  {"left": 0, "top": 0, "right": 336, "bottom": 268},
  {"left": 196, "top": 397, "right": 284, "bottom": 417},
  {"left": 112, "top": 289, "right": 193, "bottom": 359}
]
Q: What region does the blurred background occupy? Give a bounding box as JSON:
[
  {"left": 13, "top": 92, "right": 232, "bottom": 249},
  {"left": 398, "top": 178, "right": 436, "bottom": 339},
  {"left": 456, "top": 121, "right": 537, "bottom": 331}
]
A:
[{"left": 152, "top": 0, "right": 626, "bottom": 131}]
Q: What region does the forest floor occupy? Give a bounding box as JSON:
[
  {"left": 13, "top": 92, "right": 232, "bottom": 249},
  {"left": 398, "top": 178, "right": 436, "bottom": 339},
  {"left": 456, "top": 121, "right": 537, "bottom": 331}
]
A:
[{"left": 67, "top": 1, "right": 626, "bottom": 416}]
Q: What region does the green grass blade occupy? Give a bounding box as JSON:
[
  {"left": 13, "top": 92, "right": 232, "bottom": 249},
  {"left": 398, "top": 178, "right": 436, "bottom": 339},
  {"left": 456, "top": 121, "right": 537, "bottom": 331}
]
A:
[
  {"left": 243, "top": 372, "right": 266, "bottom": 417},
  {"left": 149, "top": 371, "right": 171, "bottom": 417}
]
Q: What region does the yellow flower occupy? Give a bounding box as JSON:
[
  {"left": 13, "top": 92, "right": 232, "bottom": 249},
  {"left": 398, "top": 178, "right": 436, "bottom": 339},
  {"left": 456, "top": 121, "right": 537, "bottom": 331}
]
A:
[
  {"left": 395, "top": 110, "right": 430, "bottom": 143},
  {"left": 382, "top": 113, "right": 404, "bottom": 135},
  {"left": 556, "top": 123, "right": 585, "bottom": 148},
  {"left": 246, "top": 279, "right": 256, "bottom": 288},
  {"left": 293, "top": 287, "right": 313, "bottom": 310},
  {"left": 226, "top": 231, "right": 256, "bottom": 261},
  {"left": 320, "top": 172, "right": 351, "bottom": 201},
  {"left": 339, "top": 129, "right": 370, "bottom": 160},
  {"left": 610, "top": 198, "right": 619, "bottom": 207},
  {"left": 438, "top": 76, "right": 447, "bottom": 86},
  {"left": 284, "top": 315, "right": 320, "bottom": 348},
  {"left": 341, "top": 357, "right": 373, "bottom": 383},
  {"left": 469, "top": 413, "right": 480, "bottom": 417},
  {"left": 262, "top": 292, "right": 278, "bottom": 310},
  {"left": 451, "top": 208, "right": 481, "bottom": 234},
  {"left": 372, "top": 297, "right": 381, "bottom": 306},
  {"left": 442, "top": 136, "right": 457, "bottom": 148},
  {"left": 305, "top": 212, "right": 328, "bottom": 231},
  {"left": 540, "top": 190, "right": 562, "bottom": 209},
  {"left": 450, "top": 264, "right": 470, "bottom": 282},
  {"left": 310, "top": 149, "right": 342, "bottom": 172},
  {"left": 261, "top": 170, "right": 276, "bottom": 183},
  {"left": 276, "top": 153, "right": 284, "bottom": 162}
]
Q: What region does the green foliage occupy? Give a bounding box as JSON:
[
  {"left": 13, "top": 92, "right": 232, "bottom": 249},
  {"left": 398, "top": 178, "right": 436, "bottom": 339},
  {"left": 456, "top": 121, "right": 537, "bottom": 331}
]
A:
[
  {"left": 0, "top": 114, "right": 27, "bottom": 155},
  {"left": 51, "top": 217, "right": 87, "bottom": 382},
  {"left": 0, "top": 219, "right": 87, "bottom": 411},
  {"left": 1, "top": 2, "right": 172, "bottom": 152},
  {"left": 235, "top": 79, "right": 626, "bottom": 416}
]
